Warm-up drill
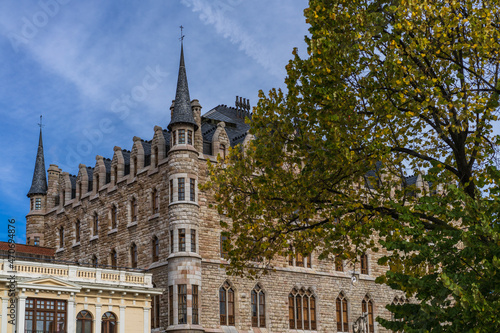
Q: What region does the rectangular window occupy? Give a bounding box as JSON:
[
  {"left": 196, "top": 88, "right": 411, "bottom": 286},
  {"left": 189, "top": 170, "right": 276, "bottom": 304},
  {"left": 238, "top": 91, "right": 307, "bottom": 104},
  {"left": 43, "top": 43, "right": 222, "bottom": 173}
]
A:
[
  {"left": 361, "top": 253, "right": 369, "bottom": 274},
  {"left": 192, "top": 285, "right": 199, "bottom": 325},
  {"left": 179, "top": 228, "right": 186, "bottom": 252},
  {"left": 25, "top": 298, "right": 66, "bottom": 333},
  {"left": 170, "top": 179, "right": 174, "bottom": 202},
  {"left": 170, "top": 230, "right": 174, "bottom": 253},
  {"left": 178, "top": 129, "right": 186, "bottom": 144},
  {"left": 307, "top": 253, "right": 312, "bottom": 268},
  {"left": 190, "top": 178, "right": 195, "bottom": 201},
  {"left": 221, "top": 234, "right": 228, "bottom": 259},
  {"left": 169, "top": 286, "right": 173, "bottom": 326},
  {"left": 296, "top": 253, "right": 304, "bottom": 267},
  {"left": 35, "top": 198, "right": 41, "bottom": 210},
  {"left": 178, "top": 284, "right": 187, "bottom": 324},
  {"left": 34, "top": 237, "right": 40, "bottom": 246},
  {"left": 151, "top": 295, "right": 160, "bottom": 328},
  {"left": 191, "top": 229, "right": 196, "bottom": 252},
  {"left": 178, "top": 178, "right": 185, "bottom": 201},
  {"left": 187, "top": 130, "right": 193, "bottom": 145},
  {"left": 335, "top": 256, "right": 343, "bottom": 272},
  {"left": 173, "top": 130, "right": 177, "bottom": 145}
]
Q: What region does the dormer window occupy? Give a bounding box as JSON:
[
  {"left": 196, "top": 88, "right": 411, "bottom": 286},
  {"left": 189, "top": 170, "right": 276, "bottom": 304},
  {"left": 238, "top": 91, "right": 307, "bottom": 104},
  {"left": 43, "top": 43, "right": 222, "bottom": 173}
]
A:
[
  {"left": 78, "top": 182, "right": 83, "bottom": 199},
  {"left": 179, "top": 129, "right": 186, "bottom": 144},
  {"left": 95, "top": 174, "right": 100, "bottom": 192},
  {"left": 113, "top": 166, "right": 118, "bottom": 185},
  {"left": 187, "top": 130, "right": 193, "bottom": 145},
  {"left": 133, "top": 157, "right": 138, "bottom": 177}
]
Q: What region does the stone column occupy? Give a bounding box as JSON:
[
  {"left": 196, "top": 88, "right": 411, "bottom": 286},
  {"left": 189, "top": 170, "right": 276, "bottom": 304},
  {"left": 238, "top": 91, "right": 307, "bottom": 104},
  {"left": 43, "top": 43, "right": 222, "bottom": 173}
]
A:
[
  {"left": 67, "top": 294, "right": 75, "bottom": 333},
  {"left": 17, "top": 295, "right": 26, "bottom": 333},
  {"left": 95, "top": 304, "right": 102, "bottom": 333},
  {"left": 119, "top": 305, "right": 126, "bottom": 333},
  {"left": 143, "top": 307, "right": 150, "bottom": 333},
  {"left": 1, "top": 297, "right": 8, "bottom": 333}
]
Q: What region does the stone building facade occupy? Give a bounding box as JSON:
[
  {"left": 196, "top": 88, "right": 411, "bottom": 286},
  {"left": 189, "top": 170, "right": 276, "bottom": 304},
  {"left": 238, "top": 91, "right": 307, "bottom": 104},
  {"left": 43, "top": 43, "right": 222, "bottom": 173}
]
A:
[{"left": 25, "top": 42, "right": 405, "bottom": 332}]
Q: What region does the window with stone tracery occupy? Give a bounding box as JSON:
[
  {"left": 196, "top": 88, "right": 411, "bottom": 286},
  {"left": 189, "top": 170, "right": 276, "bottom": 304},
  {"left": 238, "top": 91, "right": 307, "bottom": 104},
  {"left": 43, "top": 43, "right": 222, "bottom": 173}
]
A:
[
  {"left": 362, "top": 295, "right": 374, "bottom": 333},
  {"left": 336, "top": 292, "right": 349, "bottom": 332},
  {"left": 288, "top": 288, "right": 316, "bottom": 330},
  {"left": 219, "top": 281, "right": 235, "bottom": 326},
  {"left": 251, "top": 284, "right": 266, "bottom": 327}
]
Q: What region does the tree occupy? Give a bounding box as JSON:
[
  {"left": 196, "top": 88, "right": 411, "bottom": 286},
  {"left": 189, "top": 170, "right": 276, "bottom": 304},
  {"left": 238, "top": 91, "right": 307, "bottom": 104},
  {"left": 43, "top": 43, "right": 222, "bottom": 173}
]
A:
[{"left": 203, "top": 0, "right": 500, "bottom": 331}]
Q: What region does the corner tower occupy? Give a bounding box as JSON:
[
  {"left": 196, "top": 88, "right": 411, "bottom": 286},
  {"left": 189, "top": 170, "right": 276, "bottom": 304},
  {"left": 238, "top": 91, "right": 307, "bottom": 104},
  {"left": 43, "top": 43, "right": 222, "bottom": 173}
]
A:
[
  {"left": 167, "top": 39, "right": 204, "bottom": 332},
  {"left": 26, "top": 123, "right": 48, "bottom": 246}
]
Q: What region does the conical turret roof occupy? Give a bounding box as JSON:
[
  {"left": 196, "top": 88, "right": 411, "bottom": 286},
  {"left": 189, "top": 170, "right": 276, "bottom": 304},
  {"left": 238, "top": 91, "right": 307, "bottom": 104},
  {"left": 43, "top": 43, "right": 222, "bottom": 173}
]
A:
[
  {"left": 27, "top": 129, "right": 48, "bottom": 197},
  {"left": 167, "top": 42, "right": 198, "bottom": 131}
]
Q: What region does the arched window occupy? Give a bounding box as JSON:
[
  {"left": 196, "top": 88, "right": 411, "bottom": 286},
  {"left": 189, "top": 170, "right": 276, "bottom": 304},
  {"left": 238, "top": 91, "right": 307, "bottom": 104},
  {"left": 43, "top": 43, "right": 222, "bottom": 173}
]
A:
[
  {"left": 360, "top": 253, "right": 369, "bottom": 274},
  {"left": 92, "top": 255, "right": 98, "bottom": 268},
  {"left": 113, "top": 166, "right": 118, "bottom": 185},
  {"left": 220, "top": 144, "right": 226, "bottom": 159},
  {"left": 93, "top": 213, "right": 99, "bottom": 236},
  {"left": 111, "top": 205, "right": 118, "bottom": 229},
  {"left": 101, "top": 312, "right": 117, "bottom": 333},
  {"left": 59, "top": 226, "right": 64, "bottom": 248},
  {"left": 288, "top": 288, "right": 316, "bottom": 330},
  {"left": 110, "top": 249, "right": 117, "bottom": 268},
  {"left": 131, "top": 197, "right": 138, "bottom": 222},
  {"left": 76, "top": 310, "right": 93, "bottom": 333},
  {"left": 95, "top": 174, "right": 100, "bottom": 192},
  {"left": 219, "top": 281, "right": 235, "bottom": 326},
  {"left": 133, "top": 157, "right": 138, "bottom": 177},
  {"left": 251, "top": 284, "right": 265, "bottom": 327},
  {"left": 152, "top": 189, "right": 159, "bottom": 214},
  {"left": 154, "top": 146, "right": 159, "bottom": 168},
  {"left": 152, "top": 236, "right": 159, "bottom": 262},
  {"left": 362, "top": 295, "right": 374, "bottom": 333},
  {"left": 391, "top": 296, "right": 408, "bottom": 324},
  {"left": 62, "top": 190, "right": 66, "bottom": 206},
  {"left": 131, "top": 243, "right": 138, "bottom": 268},
  {"left": 336, "top": 292, "right": 348, "bottom": 332}
]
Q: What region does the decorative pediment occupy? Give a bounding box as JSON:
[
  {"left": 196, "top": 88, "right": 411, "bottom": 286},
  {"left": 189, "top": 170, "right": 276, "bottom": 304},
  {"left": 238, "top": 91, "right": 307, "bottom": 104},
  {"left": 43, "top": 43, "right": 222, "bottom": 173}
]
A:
[{"left": 19, "top": 277, "right": 81, "bottom": 293}]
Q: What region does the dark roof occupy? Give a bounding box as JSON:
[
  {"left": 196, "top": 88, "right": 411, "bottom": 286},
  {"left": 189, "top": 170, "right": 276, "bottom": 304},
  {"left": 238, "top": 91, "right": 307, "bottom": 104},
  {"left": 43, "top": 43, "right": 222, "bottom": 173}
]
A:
[
  {"left": 86, "top": 167, "right": 94, "bottom": 180},
  {"left": 162, "top": 130, "right": 171, "bottom": 146},
  {"left": 27, "top": 129, "right": 48, "bottom": 197},
  {"left": 0, "top": 241, "right": 55, "bottom": 257},
  {"left": 404, "top": 175, "right": 418, "bottom": 186},
  {"left": 201, "top": 104, "right": 251, "bottom": 147},
  {"left": 121, "top": 149, "right": 131, "bottom": 165},
  {"left": 167, "top": 43, "right": 198, "bottom": 131},
  {"left": 103, "top": 158, "right": 112, "bottom": 173},
  {"left": 142, "top": 140, "right": 151, "bottom": 155}
]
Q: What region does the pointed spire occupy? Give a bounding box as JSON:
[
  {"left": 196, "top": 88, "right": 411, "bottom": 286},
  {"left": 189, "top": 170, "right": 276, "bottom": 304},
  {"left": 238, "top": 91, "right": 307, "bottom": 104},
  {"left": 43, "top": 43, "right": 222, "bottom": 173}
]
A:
[
  {"left": 27, "top": 119, "right": 48, "bottom": 197},
  {"left": 167, "top": 34, "right": 198, "bottom": 131}
]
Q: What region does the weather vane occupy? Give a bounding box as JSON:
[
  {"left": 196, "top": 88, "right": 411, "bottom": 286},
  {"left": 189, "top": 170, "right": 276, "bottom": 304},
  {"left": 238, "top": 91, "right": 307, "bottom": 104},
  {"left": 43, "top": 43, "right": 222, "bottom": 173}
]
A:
[
  {"left": 179, "top": 25, "right": 185, "bottom": 42},
  {"left": 38, "top": 115, "right": 44, "bottom": 129}
]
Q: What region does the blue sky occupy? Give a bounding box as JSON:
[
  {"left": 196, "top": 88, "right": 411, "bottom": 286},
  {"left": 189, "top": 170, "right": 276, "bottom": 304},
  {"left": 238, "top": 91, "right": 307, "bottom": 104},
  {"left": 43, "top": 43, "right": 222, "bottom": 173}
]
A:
[{"left": 0, "top": 0, "right": 310, "bottom": 243}]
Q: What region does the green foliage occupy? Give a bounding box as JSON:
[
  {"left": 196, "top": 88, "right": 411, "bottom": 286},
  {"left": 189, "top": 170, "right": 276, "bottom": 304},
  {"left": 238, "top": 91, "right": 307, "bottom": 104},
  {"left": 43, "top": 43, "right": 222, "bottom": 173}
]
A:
[{"left": 202, "top": 0, "right": 500, "bottom": 331}]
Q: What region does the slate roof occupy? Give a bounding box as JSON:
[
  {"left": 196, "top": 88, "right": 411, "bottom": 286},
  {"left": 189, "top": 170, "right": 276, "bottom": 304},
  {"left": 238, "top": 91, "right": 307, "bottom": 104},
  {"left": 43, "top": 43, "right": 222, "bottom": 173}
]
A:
[
  {"left": 142, "top": 140, "right": 151, "bottom": 156},
  {"left": 167, "top": 43, "right": 198, "bottom": 131},
  {"left": 69, "top": 175, "right": 77, "bottom": 189},
  {"left": 27, "top": 129, "right": 48, "bottom": 197},
  {"left": 201, "top": 104, "right": 251, "bottom": 147}
]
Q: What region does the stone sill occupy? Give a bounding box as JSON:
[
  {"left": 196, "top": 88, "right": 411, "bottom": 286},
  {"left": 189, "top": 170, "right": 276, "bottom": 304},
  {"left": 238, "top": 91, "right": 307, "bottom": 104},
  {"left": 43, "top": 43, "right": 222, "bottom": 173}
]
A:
[
  {"left": 108, "top": 228, "right": 118, "bottom": 235},
  {"left": 56, "top": 248, "right": 64, "bottom": 253},
  {"left": 72, "top": 242, "right": 80, "bottom": 248},
  {"left": 127, "top": 221, "right": 138, "bottom": 228},
  {"left": 90, "top": 235, "right": 99, "bottom": 241},
  {"left": 167, "top": 252, "right": 202, "bottom": 260},
  {"left": 148, "top": 213, "right": 160, "bottom": 221},
  {"left": 168, "top": 201, "right": 199, "bottom": 208}
]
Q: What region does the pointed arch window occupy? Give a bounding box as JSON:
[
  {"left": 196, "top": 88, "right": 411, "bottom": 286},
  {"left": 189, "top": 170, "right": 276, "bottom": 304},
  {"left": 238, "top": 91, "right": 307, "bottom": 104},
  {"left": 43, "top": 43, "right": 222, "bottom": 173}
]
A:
[
  {"left": 391, "top": 296, "right": 408, "bottom": 325},
  {"left": 76, "top": 310, "right": 93, "bottom": 333},
  {"left": 288, "top": 288, "right": 316, "bottom": 330},
  {"left": 219, "top": 281, "right": 235, "bottom": 326},
  {"left": 131, "top": 243, "right": 138, "bottom": 268},
  {"left": 362, "top": 295, "right": 374, "bottom": 333},
  {"left": 95, "top": 174, "right": 100, "bottom": 192},
  {"left": 101, "top": 312, "right": 117, "bottom": 333},
  {"left": 154, "top": 146, "right": 159, "bottom": 168},
  {"left": 93, "top": 213, "right": 99, "bottom": 236},
  {"left": 92, "top": 255, "right": 98, "bottom": 268},
  {"left": 133, "top": 157, "right": 137, "bottom": 177},
  {"left": 336, "top": 292, "right": 349, "bottom": 332},
  {"left": 75, "top": 220, "right": 81, "bottom": 243},
  {"left": 113, "top": 166, "right": 118, "bottom": 185},
  {"left": 110, "top": 249, "right": 117, "bottom": 268},
  {"left": 111, "top": 205, "right": 118, "bottom": 229},
  {"left": 152, "top": 236, "right": 159, "bottom": 262},
  {"left": 251, "top": 285, "right": 265, "bottom": 327}
]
